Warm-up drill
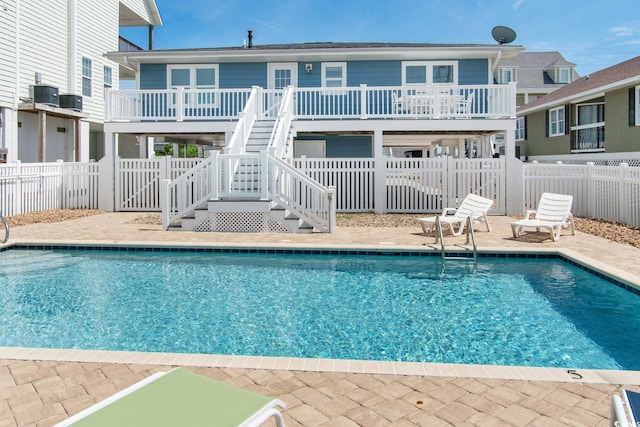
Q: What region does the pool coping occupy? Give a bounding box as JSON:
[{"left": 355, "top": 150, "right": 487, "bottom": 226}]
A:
[{"left": 2, "top": 239, "right": 640, "bottom": 386}]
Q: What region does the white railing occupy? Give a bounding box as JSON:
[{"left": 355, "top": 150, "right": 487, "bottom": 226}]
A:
[
  {"left": 294, "top": 84, "right": 515, "bottom": 119},
  {"left": 106, "top": 84, "right": 515, "bottom": 122},
  {"left": 268, "top": 86, "right": 296, "bottom": 159},
  {"left": 268, "top": 155, "right": 335, "bottom": 233},
  {"left": 161, "top": 155, "right": 216, "bottom": 228},
  {"left": 106, "top": 88, "right": 252, "bottom": 121},
  {"left": 161, "top": 151, "right": 334, "bottom": 231},
  {"left": 225, "top": 87, "right": 261, "bottom": 155},
  {"left": 570, "top": 123, "right": 606, "bottom": 152},
  {"left": 523, "top": 162, "right": 640, "bottom": 228},
  {"left": 0, "top": 161, "right": 99, "bottom": 216}
]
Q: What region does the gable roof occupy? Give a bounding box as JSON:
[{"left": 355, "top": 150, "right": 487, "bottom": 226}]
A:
[
  {"left": 498, "top": 52, "right": 578, "bottom": 90},
  {"left": 518, "top": 55, "right": 640, "bottom": 115}
]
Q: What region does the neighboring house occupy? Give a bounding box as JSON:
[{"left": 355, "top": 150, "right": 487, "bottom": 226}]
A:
[
  {"left": 492, "top": 51, "right": 578, "bottom": 157},
  {"left": 495, "top": 51, "right": 578, "bottom": 107},
  {"left": 0, "top": 0, "right": 162, "bottom": 164},
  {"left": 516, "top": 55, "right": 640, "bottom": 158},
  {"left": 104, "top": 39, "right": 522, "bottom": 162}
]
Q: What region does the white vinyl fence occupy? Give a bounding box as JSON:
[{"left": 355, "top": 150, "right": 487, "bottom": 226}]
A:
[
  {"left": 0, "top": 161, "right": 99, "bottom": 216},
  {"left": 294, "top": 156, "right": 506, "bottom": 214},
  {"left": 116, "top": 157, "right": 203, "bottom": 211},
  {"left": 523, "top": 162, "right": 640, "bottom": 228},
  {"left": 3, "top": 158, "right": 640, "bottom": 228}
]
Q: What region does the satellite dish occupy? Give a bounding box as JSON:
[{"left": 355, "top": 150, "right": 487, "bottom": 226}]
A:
[{"left": 492, "top": 26, "right": 517, "bottom": 45}]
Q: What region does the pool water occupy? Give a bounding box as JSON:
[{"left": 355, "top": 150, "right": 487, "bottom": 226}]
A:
[{"left": 0, "top": 248, "right": 638, "bottom": 370}]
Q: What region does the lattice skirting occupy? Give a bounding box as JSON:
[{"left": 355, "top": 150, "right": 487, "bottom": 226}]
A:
[{"left": 185, "top": 212, "right": 294, "bottom": 233}]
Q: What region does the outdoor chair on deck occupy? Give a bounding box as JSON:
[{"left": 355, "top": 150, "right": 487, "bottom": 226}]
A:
[
  {"left": 54, "top": 368, "right": 286, "bottom": 427},
  {"left": 417, "top": 193, "right": 493, "bottom": 242},
  {"left": 611, "top": 389, "right": 640, "bottom": 427},
  {"left": 510, "top": 192, "right": 575, "bottom": 242}
]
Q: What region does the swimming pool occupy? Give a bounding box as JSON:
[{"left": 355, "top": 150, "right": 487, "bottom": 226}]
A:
[{"left": 0, "top": 246, "right": 638, "bottom": 370}]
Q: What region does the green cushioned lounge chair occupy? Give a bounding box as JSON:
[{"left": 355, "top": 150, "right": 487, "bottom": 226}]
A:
[{"left": 54, "top": 368, "right": 286, "bottom": 427}]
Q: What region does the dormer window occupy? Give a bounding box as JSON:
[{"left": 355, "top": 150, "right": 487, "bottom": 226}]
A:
[
  {"left": 499, "top": 68, "right": 516, "bottom": 84},
  {"left": 549, "top": 67, "right": 572, "bottom": 84}
]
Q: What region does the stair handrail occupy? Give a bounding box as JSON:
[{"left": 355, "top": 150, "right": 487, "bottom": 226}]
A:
[
  {"left": 160, "top": 153, "right": 217, "bottom": 230},
  {"left": 0, "top": 212, "right": 8, "bottom": 244},
  {"left": 267, "top": 85, "right": 295, "bottom": 159},
  {"left": 267, "top": 154, "right": 335, "bottom": 233},
  {"left": 225, "top": 86, "right": 261, "bottom": 155}
]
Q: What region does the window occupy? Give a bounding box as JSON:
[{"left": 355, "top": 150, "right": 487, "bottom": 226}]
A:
[
  {"left": 402, "top": 61, "right": 458, "bottom": 86},
  {"left": 577, "top": 103, "right": 604, "bottom": 126},
  {"left": 548, "top": 106, "right": 565, "bottom": 137},
  {"left": 104, "top": 65, "right": 113, "bottom": 88},
  {"left": 515, "top": 117, "right": 526, "bottom": 141},
  {"left": 167, "top": 64, "right": 218, "bottom": 107},
  {"left": 636, "top": 86, "right": 640, "bottom": 125},
  {"left": 82, "top": 57, "right": 92, "bottom": 97},
  {"left": 499, "top": 68, "right": 516, "bottom": 83},
  {"left": 558, "top": 68, "right": 571, "bottom": 84},
  {"left": 322, "top": 63, "right": 346, "bottom": 87}
]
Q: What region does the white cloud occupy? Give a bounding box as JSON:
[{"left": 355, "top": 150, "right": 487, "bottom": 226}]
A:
[
  {"left": 609, "top": 24, "right": 640, "bottom": 38},
  {"left": 513, "top": 0, "right": 524, "bottom": 9}
]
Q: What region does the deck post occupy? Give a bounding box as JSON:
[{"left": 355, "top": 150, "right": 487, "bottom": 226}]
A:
[{"left": 373, "top": 129, "right": 385, "bottom": 214}]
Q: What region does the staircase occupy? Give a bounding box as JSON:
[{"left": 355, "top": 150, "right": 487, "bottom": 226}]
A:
[{"left": 171, "top": 120, "right": 317, "bottom": 233}]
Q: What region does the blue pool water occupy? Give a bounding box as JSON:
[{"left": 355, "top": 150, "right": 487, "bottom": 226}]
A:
[{"left": 0, "top": 248, "right": 638, "bottom": 370}]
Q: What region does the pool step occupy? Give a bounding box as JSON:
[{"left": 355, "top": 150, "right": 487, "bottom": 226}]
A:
[{"left": 171, "top": 199, "right": 314, "bottom": 233}]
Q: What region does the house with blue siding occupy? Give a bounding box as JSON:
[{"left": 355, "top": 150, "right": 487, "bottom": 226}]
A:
[{"left": 102, "top": 37, "right": 523, "bottom": 232}]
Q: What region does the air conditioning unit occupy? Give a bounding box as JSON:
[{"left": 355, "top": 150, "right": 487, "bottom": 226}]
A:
[
  {"left": 59, "top": 94, "right": 83, "bottom": 112},
  {"left": 33, "top": 85, "right": 59, "bottom": 106}
]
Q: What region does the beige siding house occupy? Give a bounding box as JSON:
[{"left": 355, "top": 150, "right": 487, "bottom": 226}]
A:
[{"left": 0, "top": 0, "right": 162, "bottom": 164}]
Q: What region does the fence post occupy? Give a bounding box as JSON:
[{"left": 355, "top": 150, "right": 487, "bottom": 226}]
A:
[
  {"left": 619, "top": 163, "right": 629, "bottom": 225},
  {"left": 373, "top": 130, "right": 386, "bottom": 213},
  {"left": 15, "top": 160, "right": 22, "bottom": 215},
  {"left": 328, "top": 186, "right": 336, "bottom": 233},
  {"left": 57, "top": 159, "right": 64, "bottom": 209},
  {"left": 159, "top": 179, "right": 170, "bottom": 230},
  {"left": 586, "top": 162, "right": 595, "bottom": 219},
  {"left": 210, "top": 151, "right": 219, "bottom": 199},
  {"left": 260, "top": 151, "right": 269, "bottom": 199}
]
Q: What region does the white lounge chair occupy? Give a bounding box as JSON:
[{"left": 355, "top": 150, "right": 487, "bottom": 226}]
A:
[
  {"left": 418, "top": 193, "right": 493, "bottom": 241},
  {"left": 510, "top": 192, "right": 575, "bottom": 242},
  {"left": 54, "top": 368, "right": 286, "bottom": 427},
  {"left": 611, "top": 389, "right": 640, "bottom": 427}
]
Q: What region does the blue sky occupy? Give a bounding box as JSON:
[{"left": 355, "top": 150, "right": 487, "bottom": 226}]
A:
[{"left": 121, "top": 0, "right": 640, "bottom": 76}]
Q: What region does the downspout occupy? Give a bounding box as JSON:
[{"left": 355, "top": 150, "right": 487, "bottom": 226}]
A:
[
  {"left": 148, "top": 25, "right": 154, "bottom": 50},
  {"left": 491, "top": 49, "right": 502, "bottom": 74}
]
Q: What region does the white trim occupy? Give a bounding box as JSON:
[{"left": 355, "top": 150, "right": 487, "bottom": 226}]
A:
[
  {"left": 82, "top": 57, "right": 93, "bottom": 98},
  {"left": 515, "top": 117, "right": 525, "bottom": 141},
  {"left": 321, "top": 62, "right": 346, "bottom": 88},
  {"left": 166, "top": 64, "right": 219, "bottom": 90},
  {"left": 267, "top": 63, "right": 298, "bottom": 89},
  {"left": 519, "top": 75, "right": 640, "bottom": 115},
  {"left": 636, "top": 85, "right": 640, "bottom": 126},
  {"left": 548, "top": 106, "right": 565, "bottom": 137},
  {"left": 401, "top": 61, "right": 458, "bottom": 86}
]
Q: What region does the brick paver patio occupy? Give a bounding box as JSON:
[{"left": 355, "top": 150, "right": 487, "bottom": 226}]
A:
[{"left": 1, "top": 213, "right": 639, "bottom": 426}]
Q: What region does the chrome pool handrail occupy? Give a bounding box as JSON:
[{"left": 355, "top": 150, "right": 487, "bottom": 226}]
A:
[{"left": 0, "top": 212, "right": 8, "bottom": 244}]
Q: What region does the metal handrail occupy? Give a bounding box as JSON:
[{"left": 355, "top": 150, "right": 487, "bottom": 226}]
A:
[
  {"left": 435, "top": 216, "right": 446, "bottom": 259},
  {"left": 435, "top": 215, "right": 478, "bottom": 261},
  {"left": 0, "top": 212, "right": 8, "bottom": 244},
  {"left": 465, "top": 216, "right": 478, "bottom": 262}
]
